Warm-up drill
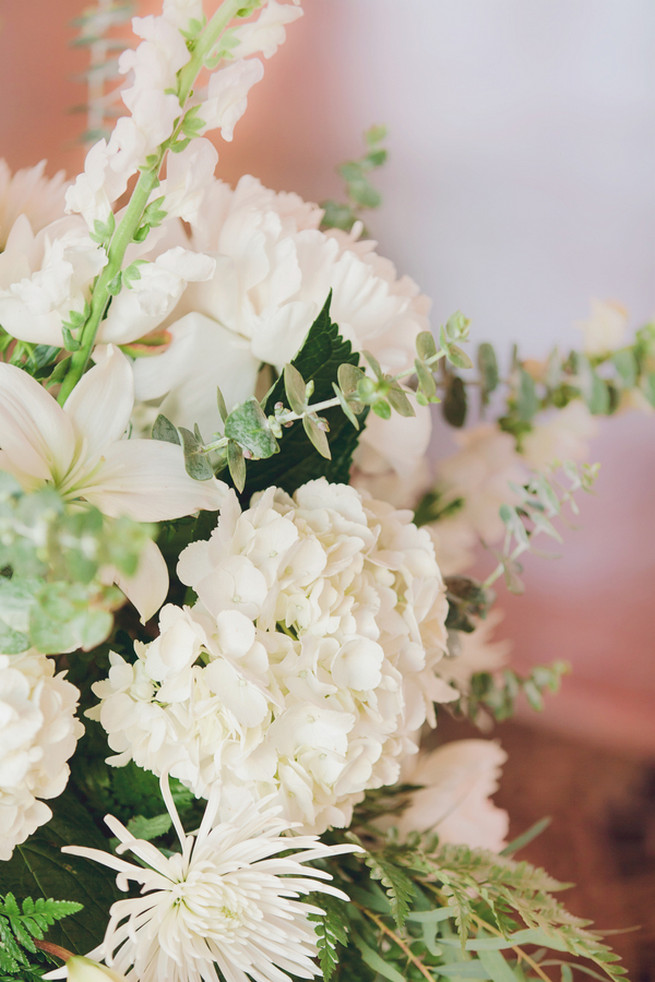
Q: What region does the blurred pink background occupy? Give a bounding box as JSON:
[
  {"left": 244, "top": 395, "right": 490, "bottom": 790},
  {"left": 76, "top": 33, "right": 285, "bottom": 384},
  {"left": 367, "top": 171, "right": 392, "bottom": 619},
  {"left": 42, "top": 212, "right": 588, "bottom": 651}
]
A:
[{"left": 1, "top": 1, "right": 654, "bottom": 754}]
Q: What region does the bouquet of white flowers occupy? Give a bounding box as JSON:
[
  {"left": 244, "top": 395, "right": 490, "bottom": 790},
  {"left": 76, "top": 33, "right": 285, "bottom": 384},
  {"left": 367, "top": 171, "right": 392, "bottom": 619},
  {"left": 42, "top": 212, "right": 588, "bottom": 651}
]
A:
[{"left": 0, "top": 2, "right": 649, "bottom": 980}]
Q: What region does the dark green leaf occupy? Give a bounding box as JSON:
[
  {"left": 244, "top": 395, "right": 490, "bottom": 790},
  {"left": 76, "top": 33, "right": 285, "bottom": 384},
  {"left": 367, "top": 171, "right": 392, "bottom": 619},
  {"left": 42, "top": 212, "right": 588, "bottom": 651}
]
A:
[{"left": 443, "top": 375, "right": 467, "bottom": 427}]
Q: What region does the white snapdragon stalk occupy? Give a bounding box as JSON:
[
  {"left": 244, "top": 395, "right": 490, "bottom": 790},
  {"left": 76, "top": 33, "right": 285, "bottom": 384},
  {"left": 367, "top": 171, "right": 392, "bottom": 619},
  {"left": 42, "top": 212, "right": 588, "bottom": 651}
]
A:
[{"left": 62, "top": 777, "right": 357, "bottom": 982}]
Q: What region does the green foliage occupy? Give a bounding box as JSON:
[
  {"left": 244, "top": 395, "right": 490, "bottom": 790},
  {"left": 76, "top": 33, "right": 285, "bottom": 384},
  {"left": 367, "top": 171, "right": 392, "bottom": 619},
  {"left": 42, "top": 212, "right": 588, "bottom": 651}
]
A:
[
  {"left": 444, "top": 576, "right": 495, "bottom": 633},
  {"left": 0, "top": 478, "right": 154, "bottom": 653},
  {"left": 309, "top": 895, "right": 351, "bottom": 982},
  {"left": 454, "top": 662, "right": 570, "bottom": 723},
  {"left": 321, "top": 126, "right": 388, "bottom": 233},
  {"left": 245, "top": 296, "right": 365, "bottom": 496},
  {"left": 0, "top": 791, "right": 120, "bottom": 954},
  {"left": 319, "top": 832, "right": 627, "bottom": 982},
  {"left": 0, "top": 893, "right": 81, "bottom": 978}
]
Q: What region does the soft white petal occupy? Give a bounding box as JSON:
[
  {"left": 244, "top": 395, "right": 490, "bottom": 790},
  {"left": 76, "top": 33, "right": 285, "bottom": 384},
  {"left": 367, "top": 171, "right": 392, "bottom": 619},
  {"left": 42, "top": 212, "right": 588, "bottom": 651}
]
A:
[
  {"left": 64, "top": 346, "right": 134, "bottom": 450},
  {"left": 81, "top": 439, "right": 227, "bottom": 521},
  {"left": 0, "top": 362, "right": 75, "bottom": 483},
  {"left": 112, "top": 539, "right": 170, "bottom": 624}
]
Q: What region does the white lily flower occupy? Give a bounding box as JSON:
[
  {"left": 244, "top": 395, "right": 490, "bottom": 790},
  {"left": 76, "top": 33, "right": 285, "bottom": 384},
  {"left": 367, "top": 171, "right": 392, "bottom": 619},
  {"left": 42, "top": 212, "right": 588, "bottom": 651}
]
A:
[{"left": 0, "top": 346, "right": 226, "bottom": 521}]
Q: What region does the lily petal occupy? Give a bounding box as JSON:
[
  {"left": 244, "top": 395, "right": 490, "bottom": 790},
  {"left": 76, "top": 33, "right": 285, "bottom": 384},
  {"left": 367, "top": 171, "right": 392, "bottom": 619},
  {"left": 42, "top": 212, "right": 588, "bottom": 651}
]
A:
[
  {"left": 65, "top": 346, "right": 134, "bottom": 450},
  {"left": 0, "top": 362, "right": 75, "bottom": 483},
  {"left": 78, "top": 439, "right": 227, "bottom": 521},
  {"left": 111, "top": 538, "right": 169, "bottom": 624}
]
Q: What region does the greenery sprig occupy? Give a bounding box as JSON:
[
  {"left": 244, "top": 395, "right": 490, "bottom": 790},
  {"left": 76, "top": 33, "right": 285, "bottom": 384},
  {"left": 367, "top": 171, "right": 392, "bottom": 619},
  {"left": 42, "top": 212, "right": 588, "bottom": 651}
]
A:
[
  {"left": 0, "top": 893, "right": 82, "bottom": 980},
  {"left": 321, "top": 125, "right": 389, "bottom": 234}
]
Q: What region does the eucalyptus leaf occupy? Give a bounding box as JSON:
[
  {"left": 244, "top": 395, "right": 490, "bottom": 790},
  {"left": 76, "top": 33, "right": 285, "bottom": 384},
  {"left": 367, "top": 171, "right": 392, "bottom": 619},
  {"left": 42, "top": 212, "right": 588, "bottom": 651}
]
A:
[
  {"left": 303, "top": 416, "right": 331, "bottom": 459},
  {"left": 152, "top": 414, "right": 180, "bottom": 445},
  {"left": 283, "top": 363, "right": 308, "bottom": 415},
  {"left": 179, "top": 427, "right": 214, "bottom": 480},
  {"left": 443, "top": 375, "right": 467, "bottom": 427},
  {"left": 224, "top": 399, "right": 279, "bottom": 460}
]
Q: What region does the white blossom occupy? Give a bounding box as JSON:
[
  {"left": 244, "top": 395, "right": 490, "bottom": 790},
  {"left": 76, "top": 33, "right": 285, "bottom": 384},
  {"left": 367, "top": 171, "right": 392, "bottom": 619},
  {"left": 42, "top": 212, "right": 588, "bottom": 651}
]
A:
[
  {"left": 162, "top": 0, "right": 204, "bottom": 31},
  {"left": 199, "top": 58, "right": 265, "bottom": 140},
  {"left": 522, "top": 400, "right": 597, "bottom": 472},
  {"left": 0, "top": 345, "right": 225, "bottom": 521},
  {"left": 132, "top": 175, "right": 433, "bottom": 481},
  {"left": 62, "top": 778, "right": 356, "bottom": 982},
  {"left": 0, "top": 650, "right": 83, "bottom": 860},
  {"left": 157, "top": 139, "right": 219, "bottom": 224},
  {"left": 0, "top": 159, "right": 68, "bottom": 249},
  {"left": 575, "top": 298, "right": 628, "bottom": 356},
  {"left": 435, "top": 424, "right": 527, "bottom": 545},
  {"left": 389, "top": 740, "right": 509, "bottom": 852},
  {"left": 92, "top": 479, "right": 453, "bottom": 833},
  {"left": 0, "top": 216, "right": 107, "bottom": 346},
  {"left": 230, "top": 0, "right": 303, "bottom": 60}
]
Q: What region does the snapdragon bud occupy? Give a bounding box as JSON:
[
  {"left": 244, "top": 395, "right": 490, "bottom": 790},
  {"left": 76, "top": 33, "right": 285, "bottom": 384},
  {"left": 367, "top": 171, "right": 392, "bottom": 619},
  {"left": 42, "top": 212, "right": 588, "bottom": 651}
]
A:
[{"left": 65, "top": 957, "right": 128, "bottom": 982}]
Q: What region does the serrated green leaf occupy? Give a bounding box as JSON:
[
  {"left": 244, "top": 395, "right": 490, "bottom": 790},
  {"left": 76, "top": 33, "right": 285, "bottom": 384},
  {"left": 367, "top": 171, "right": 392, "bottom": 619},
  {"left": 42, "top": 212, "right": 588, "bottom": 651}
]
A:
[
  {"left": 126, "top": 812, "right": 173, "bottom": 840},
  {"left": 245, "top": 295, "right": 365, "bottom": 495}
]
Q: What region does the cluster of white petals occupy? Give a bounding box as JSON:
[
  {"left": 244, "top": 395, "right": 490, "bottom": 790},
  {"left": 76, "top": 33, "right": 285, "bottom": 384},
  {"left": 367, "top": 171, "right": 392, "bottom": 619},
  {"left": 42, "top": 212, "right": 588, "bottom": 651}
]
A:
[
  {"left": 0, "top": 159, "right": 68, "bottom": 249},
  {"left": 92, "top": 479, "right": 453, "bottom": 832},
  {"left": 0, "top": 650, "right": 83, "bottom": 860},
  {"left": 390, "top": 739, "right": 509, "bottom": 852},
  {"left": 133, "top": 175, "right": 433, "bottom": 478},
  {"left": 522, "top": 399, "right": 597, "bottom": 472},
  {"left": 63, "top": 779, "right": 355, "bottom": 982},
  {"left": 575, "top": 298, "right": 628, "bottom": 356}
]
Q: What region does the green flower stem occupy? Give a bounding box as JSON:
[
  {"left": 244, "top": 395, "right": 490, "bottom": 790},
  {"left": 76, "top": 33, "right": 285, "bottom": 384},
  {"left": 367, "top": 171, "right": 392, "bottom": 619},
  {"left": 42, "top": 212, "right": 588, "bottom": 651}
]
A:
[{"left": 57, "top": 0, "right": 244, "bottom": 405}]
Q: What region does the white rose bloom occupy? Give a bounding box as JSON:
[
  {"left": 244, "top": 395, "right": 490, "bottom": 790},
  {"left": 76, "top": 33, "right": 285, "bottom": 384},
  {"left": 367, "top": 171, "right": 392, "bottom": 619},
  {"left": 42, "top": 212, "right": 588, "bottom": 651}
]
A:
[
  {"left": 63, "top": 778, "right": 356, "bottom": 982},
  {"left": 435, "top": 424, "right": 527, "bottom": 545},
  {"left": 132, "top": 175, "right": 433, "bottom": 482},
  {"left": 92, "top": 479, "right": 453, "bottom": 832},
  {"left": 0, "top": 159, "right": 68, "bottom": 249},
  {"left": 0, "top": 650, "right": 83, "bottom": 860},
  {"left": 575, "top": 298, "right": 628, "bottom": 356},
  {"left": 521, "top": 400, "right": 597, "bottom": 472},
  {"left": 389, "top": 739, "right": 509, "bottom": 852}
]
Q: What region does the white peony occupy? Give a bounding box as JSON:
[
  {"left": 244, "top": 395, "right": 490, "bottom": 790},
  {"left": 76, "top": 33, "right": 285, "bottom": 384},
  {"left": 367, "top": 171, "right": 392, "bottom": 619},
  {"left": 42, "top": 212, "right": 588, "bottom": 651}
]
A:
[
  {"left": 0, "top": 650, "right": 83, "bottom": 860},
  {"left": 434, "top": 424, "right": 527, "bottom": 545},
  {"left": 389, "top": 739, "right": 508, "bottom": 852},
  {"left": 131, "top": 175, "right": 433, "bottom": 483},
  {"left": 0, "top": 160, "right": 68, "bottom": 250},
  {"left": 92, "top": 479, "right": 454, "bottom": 832}
]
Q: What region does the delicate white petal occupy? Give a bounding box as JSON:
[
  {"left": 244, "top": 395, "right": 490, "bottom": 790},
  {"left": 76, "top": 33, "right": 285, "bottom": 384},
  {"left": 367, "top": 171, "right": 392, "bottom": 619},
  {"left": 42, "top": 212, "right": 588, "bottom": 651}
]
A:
[
  {"left": 0, "top": 362, "right": 75, "bottom": 483},
  {"left": 111, "top": 539, "right": 170, "bottom": 624},
  {"left": 64, "top": 346, "right": 135, "bottom": 451},
  {"left": 82, "top": 439, "right": 227, "bottom": 520}
]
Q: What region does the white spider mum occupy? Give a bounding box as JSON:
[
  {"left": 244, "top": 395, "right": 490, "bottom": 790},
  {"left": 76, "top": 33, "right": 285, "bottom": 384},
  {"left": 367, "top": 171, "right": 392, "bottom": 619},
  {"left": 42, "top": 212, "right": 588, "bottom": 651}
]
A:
[{"left": 63, "top": 778, "right": 355, "bottom": 982}]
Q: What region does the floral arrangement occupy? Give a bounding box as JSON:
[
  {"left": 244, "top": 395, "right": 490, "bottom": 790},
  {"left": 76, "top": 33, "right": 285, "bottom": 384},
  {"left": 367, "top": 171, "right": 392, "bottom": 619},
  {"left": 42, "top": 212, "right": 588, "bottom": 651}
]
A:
[{"left": 0, "top": 2, "right": 650, "bottom": 980}]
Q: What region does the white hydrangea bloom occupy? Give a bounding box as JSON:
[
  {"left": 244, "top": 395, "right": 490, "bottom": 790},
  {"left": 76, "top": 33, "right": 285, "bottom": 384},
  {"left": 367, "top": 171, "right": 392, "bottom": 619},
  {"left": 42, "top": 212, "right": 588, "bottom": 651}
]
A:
[
  {"left": 92, "top": 479, "right": 454, "bottom": 832},
  {"left": 575, "top": 298, "right": 628, "bottom": 356},
  {"left": 63, "top": 778, "right": 355, "bottom": 982},
  {"left": 0, "top": 159, "right": 68, "bottom": 249},
  {"left": 132, "top": 175, "right": 433, "bottom": 481},
  {"left": 388, "top": 739, "right": 509, "bottom": 852},
  {"left": 0, "top": 650, "right": 83, "bottom": 860}
]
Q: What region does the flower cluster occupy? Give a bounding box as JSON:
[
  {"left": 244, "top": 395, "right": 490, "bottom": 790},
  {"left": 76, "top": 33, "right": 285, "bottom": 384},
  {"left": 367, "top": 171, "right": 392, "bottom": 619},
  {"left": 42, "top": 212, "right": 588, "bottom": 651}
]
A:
[
  {"left": 0, "top": 650, "right": 83, "bottom": 859},
  {"left": 91, "top": 479, "right": 453, "bottom": 832}
]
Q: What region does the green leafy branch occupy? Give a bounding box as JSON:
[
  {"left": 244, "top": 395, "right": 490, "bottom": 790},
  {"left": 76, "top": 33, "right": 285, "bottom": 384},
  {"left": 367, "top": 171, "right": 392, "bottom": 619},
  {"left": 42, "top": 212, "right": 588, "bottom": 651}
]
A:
[
  {"left": 153, "top": 300, "right": 471, "bottom": 496},
  {"left": 483, "top": 462, "right": 599, "bottom": 595},
  {"left": 435, "top": 323, "right": 655, "bottom": 434},
  {"left": 315, "top": 833, "right": 627, "bottom": 982},
  {"left": 321, "top": 125, "right": 389, "bottom": 233},
  {"left": 0, "top": 893, "right": 82, "bottom": 979},
  {"left": 0, "top": 474, "right": 154, "bottom": 653}
]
